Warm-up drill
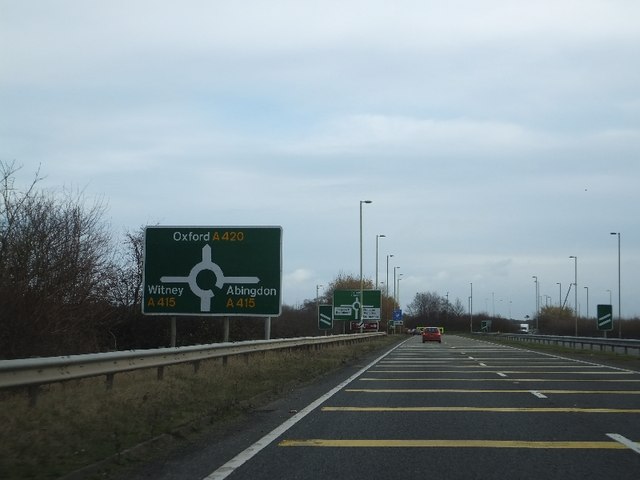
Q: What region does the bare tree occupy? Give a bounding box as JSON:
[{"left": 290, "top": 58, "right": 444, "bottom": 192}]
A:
[
  {"left": 108, "top": 227, "right": 145, "bottom": 309},
  {"left": 0, "top": 162, "right": 115, "bottom": 358},
  {"left": 406, "top": 291, "right": 444, "bottom": 320},
  {"left": 0, "top": 161, "right": 43, "bottom": 266},
  {"left": 449, "top": 298, "right": 466, "bottom": 317}
]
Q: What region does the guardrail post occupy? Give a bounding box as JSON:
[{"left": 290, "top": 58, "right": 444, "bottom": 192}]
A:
[
  {"left": 105, "top": 373, "right": 114, "bottom": 390},
  {"left": 28, "top": 385, "right": 39, "bottom": 407},
  {"left": 193, "top": 360, "right": 200, "bottom": 373},
  {"left": 157, "top": 366, "right": 164, "bottom": 381},
  {"left": 223, "top": 317, "right": 230, "bottom": 342}
]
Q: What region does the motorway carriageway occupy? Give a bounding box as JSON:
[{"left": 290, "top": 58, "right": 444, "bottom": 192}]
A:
[{"left": 201, "top": 334, "right": 640, "bottom": 480}]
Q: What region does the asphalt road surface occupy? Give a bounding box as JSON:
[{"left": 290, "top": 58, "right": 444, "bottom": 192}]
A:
[{"left": 123, "top": 334, "right": 640, "bottom": 480}]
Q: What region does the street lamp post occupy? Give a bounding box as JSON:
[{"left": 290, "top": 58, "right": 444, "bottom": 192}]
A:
[
  {"left": 470, "top": 283, "right": 473, "bottom": 333},
  {"left": 386, "top": 254, "right": 394, "bottom": 299},
  {"left": 532, "top": 276, "right": 539, "bottom": 329},
  {"left": 569, "top": 256, "right": 578, "bottom": 336},
  {"left": 584, "top": 286, "right": 589, "bottom": 319},
  {"left": 492, "top": 292, "right": 495, "bottom": 318},
  {"left": 557, "top": 282, "right": 561, "bottom": 308},
  {"left": 393, "top": 266, "right": 400, "bottom": 307},
  {"left": 375, "top": 234, "right": 385, "bottom": 289},
  {"left": 445, "top": 292, "right": 449, "bottom": 323},
  {"left": 359, "top": 200, "right": 372, "bottom": 331},
  {"left": 610, "top": 232, "right": 621, "bottom": 338}
]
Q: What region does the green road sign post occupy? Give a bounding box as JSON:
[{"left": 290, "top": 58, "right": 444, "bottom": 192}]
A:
[
  {"left": 597, "top": 304, "right": 613, "bottom": 331},
  {"left": 318, "top": 305, "right": 333, "bottom": 330},
  {"left": 143, "top": 226, "right": 282, "bottom": 316},
  {"left": 332, "top": 290, "right": 381, "bottom": 321},
  {"left": 481, "top": 320, "right": 492, "bottom": 332}
]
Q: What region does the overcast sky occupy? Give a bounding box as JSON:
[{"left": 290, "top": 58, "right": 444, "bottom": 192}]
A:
[{"left": 2, "top": 1, "right": 639, "bottom": 322}]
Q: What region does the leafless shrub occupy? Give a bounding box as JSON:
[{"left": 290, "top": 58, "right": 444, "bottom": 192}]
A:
[{"left": 0, "top": 161, "right": 115, "bottom": 357}]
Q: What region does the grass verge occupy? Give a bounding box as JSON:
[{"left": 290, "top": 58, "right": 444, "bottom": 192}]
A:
[{"left": 0, "top": 335, "right": 401, "bottom": 479}]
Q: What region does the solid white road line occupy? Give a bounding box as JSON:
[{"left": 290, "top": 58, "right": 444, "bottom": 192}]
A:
[{"left": 201, "top": 338, "right": 411, "bottom": 480}]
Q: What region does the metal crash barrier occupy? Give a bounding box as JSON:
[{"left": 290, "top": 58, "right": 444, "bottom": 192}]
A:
[{"left": 0, "top": 333, "right": 386, "bottom": 405}]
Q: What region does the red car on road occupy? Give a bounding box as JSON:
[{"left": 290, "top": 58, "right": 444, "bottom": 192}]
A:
[{"left": 422, "top": 327, "right": 442, "bottom": 343}]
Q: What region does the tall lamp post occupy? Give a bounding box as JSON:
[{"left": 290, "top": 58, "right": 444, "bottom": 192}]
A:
[
  {"left": 569, "top": 256, "right": 578, "bottom": 336},
  {"left": 397, "top": 274, "right": 404, "bottom": 308},
  {"left": 610, "top": 232, "right": 621, "bottom": 338},
  {"left": 584, "top": 286, "right": 589, "bottom": 319},
  {"left": 557, "top": 282, "right": 562, "bottom": 308},
  {"left": 386, "top": 254, "right": 394, "bottom": 299},
  {"left": 532, "top": 275, "right": 539, "bottom": 329},
  {"left": 469, "top": 283, "right": 473, "bottom": 333},
  {"left": 359, "top": 200, "right": 372, "bottom": 330},
  {"left": 375, "top": 234, "right": 386, "bottom": 289},
  {"left": 393, "top": 266, "right": 400, "bottom": 308}
]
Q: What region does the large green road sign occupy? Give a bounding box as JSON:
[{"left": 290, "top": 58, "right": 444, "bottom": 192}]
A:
[
  {"left": 332, "top": 290, "right": 381, "bottom": 321},
  {"left": 597, "top": 304, "right": 613, "bottom": 331},
  {"left": 143, "top": 226, "right": 282, "bottom": 316}
]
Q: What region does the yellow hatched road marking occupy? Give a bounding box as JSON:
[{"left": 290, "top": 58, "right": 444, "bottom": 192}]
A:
[
  {"left": 279, "top": 439, "right": 634, "bottom": 449},
  {"left": 345, "top": 388, "right": 640, "bottom": 394},
  {"left": 321, "top": 406, "right": 640, "bottom": 413}
]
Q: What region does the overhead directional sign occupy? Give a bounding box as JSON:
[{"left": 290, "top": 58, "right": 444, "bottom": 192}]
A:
[
  {"left": 332, "top": 290, "right": 381, "bottom": 321},
  {"left": 318, "top": 305, "right": 333, "bottom": 330},
  {"left": 143, "top": 226, "right": 282, "bottom": 316},
  {"left": 597, "top": 304, "right": 613, "bottom": 331}
]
